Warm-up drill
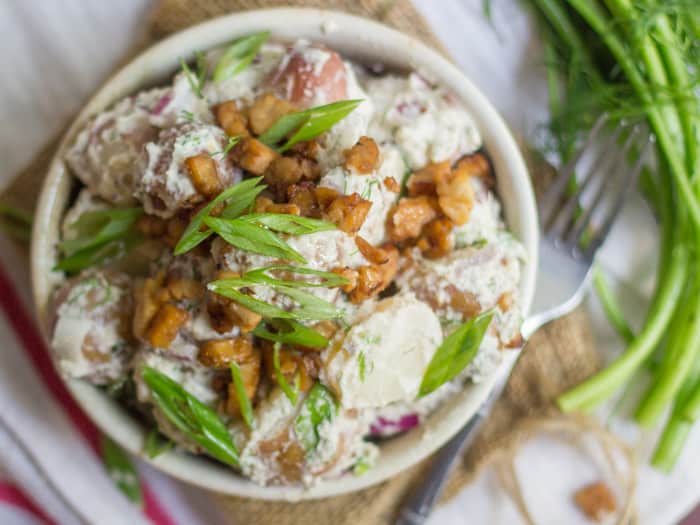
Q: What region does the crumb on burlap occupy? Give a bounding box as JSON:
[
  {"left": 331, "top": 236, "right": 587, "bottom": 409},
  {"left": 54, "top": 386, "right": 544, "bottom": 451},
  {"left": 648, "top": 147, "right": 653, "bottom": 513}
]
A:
[{"left": 573, "top": 481, "right": 617, "bottom": 522}]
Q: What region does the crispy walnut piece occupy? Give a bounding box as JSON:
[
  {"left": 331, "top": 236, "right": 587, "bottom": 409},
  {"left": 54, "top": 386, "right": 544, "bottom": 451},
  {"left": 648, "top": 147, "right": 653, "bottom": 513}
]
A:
[
  {"left": 214, "top": 101, "right": 250, "bottom": 138},
  {"left": 416, "top": 217, "right": 454, "bottom": 259},
  {"left": 198, "top": 336, "right": 254, "bottom": 368},
  {"left": 436, "top": 161, "right": 475, "bottom": 226},
  {"left": 343, "top": 136, "right": 380, "bottom": 174},
  {"left": 574, "top": 482, "right": 616, "bottom": 522},
  {"left": 185, "top": 155, "right": 222, "bottom": 198},
  {"left": 350, "top": 244, "right": 399, "bottom": 303},
  {"left": 231, "top": 137, "right": 278, "bottom": 175},
  {"left": 323, "top": 192, "right": 372, "bottom": 234},
  {"left": 248, "top": 93, "right": 297, "bottom": 136},
  {"left": 407, "top": 161, "right": 450, "bottom": 197},
  {"left": 144, "top": 303, "right": 190, "bottom": 349},
  {"left": 386, "top": 196, "right": 438, "bottom": 242}
]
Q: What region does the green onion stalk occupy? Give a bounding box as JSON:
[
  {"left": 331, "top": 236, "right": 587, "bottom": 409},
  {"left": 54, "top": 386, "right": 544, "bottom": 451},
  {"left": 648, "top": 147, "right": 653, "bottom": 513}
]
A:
[{"left": 528, "top": 0, "right": 700, "bottom": 469}]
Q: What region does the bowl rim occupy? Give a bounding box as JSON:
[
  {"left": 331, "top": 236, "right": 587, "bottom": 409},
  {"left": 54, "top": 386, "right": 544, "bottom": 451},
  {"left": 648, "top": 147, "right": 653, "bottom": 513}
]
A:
[{"left": 31, "top": 7, "right": 538, "bottom": 500}]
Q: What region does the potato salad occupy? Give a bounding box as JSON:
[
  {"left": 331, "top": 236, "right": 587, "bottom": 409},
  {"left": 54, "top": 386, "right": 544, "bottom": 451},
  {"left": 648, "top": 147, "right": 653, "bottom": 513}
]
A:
[{"left": 50, "top": 33, "right": 526, "bottom": 486}]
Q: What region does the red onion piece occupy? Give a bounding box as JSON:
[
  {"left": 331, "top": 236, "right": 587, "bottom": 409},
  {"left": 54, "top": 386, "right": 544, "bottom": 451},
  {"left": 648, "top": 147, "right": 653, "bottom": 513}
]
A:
[{"left": 369, "top": 413, "right": 420, "bottom": 437}]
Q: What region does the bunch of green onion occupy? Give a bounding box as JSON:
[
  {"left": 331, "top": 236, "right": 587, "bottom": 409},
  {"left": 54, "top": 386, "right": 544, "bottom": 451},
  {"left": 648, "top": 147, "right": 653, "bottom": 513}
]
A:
[{"left": 527, "top": 0, "right": 700, "bottom": 470}]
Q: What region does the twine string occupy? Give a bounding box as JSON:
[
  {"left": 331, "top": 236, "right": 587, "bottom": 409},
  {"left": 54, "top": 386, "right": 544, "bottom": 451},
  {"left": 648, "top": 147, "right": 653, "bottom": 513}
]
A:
[{"left": 479, "top": 414, "right": 637, "bottom": 525}]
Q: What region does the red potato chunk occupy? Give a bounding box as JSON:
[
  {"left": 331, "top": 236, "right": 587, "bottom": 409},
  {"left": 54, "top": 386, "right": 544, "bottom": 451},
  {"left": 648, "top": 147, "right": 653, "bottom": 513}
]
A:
[
  {"left": 268, "top": 45, "right": 348, "bottom": 107},
  {"left": 51, "top": 271, "right": 134, "bottom": 385}
]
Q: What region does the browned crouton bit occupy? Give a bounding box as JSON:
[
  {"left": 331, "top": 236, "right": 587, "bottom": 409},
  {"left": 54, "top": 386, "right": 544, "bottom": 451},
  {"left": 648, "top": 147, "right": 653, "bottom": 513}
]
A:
[
  {"left": 287, "top": 183, "right": 321, "bottom": 217},
  {"left": 355, "top": 236, "right": 390, "bottom": 265},
  {"left": 248, "top": 93, "right": 297, "bottom": 136},
  {"left": 386, "top": 196, "right": 438, "bottom": 242},
  {"left": 264, "top": 156, "right": 320, "bottom": 197},
  {"left": 383, "top": 176, "right": 400, "bottom": 193},
  {"left": 574, "top": 482, "right": 616, "bottom": 522},
  {"left": 253, "top": 196, "right": 301, "bottom": 215},
  {"left": 407, "top": 161, "right": 450, "bottom": 196},
  {"left": 350, "top": 244, "right": 399, "bottom": 303},
  {"left": 343, "top": 136, "right": 380, "bottom": 174},
  {"left": 436, "top": 163, "right": 475, "bottom": 226},
  {"left": 136, "top": 215, "right": 167, "bottom": 237},
  {"left": 225, "top": 347, "right": 262, "bottom": 416},
  {"left": 185, "top": 155, "right": 222, "bottom": 198},
  {"left": 214, "top": 101, "right": 250, "bottom": 138},
  {"left": 198, "top": 336, "right": 254, "bottom": 369},
  {"left": 331, "top": 267, "right": 359, "bottom": 293},
  {"left": 323, "top": 193, "right": 372, "bottom": 234},
  {"left": 455, "top": 152, "right": 494, "bottom": 188},
  {"left": 416, "top": 217, "right": 454, "bottom": 259},
  {"left": 145, "top": 303, "right": 189, "bottom": 349},
  {"left": 231, "top": 137, "right": 279, "bottom": 175},
  {"left": 447, "top": 286, "right": 481, "bottom": 319}
]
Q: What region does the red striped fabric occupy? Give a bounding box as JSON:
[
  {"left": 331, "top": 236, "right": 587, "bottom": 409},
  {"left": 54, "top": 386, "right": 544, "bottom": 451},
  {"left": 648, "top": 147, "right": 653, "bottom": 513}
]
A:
[
  {"left": 0, "top": 481, "right": 56, "bottom": 525},
  {"left": 0, "top": 263, "right": 177, "bottom": 525}
]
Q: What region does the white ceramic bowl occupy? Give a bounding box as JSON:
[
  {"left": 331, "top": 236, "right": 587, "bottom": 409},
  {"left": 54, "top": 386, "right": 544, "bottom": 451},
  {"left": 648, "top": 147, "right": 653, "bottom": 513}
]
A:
[{"left": 31, "top": 8, "right": 538, "bottom": 500}]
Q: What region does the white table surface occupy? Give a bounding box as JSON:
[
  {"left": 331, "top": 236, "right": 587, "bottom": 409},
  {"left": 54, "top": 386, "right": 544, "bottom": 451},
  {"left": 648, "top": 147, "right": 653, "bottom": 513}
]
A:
[{"left": 2, "top": 1, "right": 699, "bottom": 524}]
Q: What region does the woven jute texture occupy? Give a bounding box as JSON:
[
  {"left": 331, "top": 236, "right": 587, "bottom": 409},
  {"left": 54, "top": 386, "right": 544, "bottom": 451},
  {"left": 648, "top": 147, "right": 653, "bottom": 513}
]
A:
[{"left": 4, "top": 1, "right": 601, "bottom": 523}]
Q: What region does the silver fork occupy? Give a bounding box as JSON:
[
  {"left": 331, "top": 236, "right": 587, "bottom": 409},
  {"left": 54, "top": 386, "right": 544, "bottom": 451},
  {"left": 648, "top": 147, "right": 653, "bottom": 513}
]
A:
[{"left": 396, "top": 116, "right": 651, "bottom": 525}]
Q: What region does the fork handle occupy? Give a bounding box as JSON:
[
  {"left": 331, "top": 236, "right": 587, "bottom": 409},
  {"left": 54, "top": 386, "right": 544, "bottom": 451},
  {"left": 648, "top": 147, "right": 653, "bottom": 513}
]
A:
[{"left": 395, "top": 405, "right": 489, "bottom": 525}]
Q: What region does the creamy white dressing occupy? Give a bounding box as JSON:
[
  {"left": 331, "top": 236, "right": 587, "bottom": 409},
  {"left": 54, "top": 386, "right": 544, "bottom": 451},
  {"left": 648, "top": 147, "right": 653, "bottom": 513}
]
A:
[{"left": 364, "top": 72, "right": 482, "bottom": 169}]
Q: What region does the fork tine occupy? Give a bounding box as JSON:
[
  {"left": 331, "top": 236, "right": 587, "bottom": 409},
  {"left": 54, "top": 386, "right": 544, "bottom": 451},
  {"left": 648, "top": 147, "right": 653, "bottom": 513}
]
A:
[
  {"left": 545, "top": 124, "right": 626, "bottom": 238},
  {"left": 583, "top": 132, "right": 653, "bottom": 259},
  {"left": 539, "top": 114, "right": 608, "bottom": 226},
  {"left": 564, "top": 125, "right": 644, "bottom": 247}
]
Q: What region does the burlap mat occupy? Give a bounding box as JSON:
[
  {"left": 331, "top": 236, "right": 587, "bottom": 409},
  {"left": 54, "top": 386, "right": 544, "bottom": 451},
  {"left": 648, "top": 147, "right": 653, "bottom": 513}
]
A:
[{"left": 4, "top": 1, "right": 601, "bottom": 523}]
